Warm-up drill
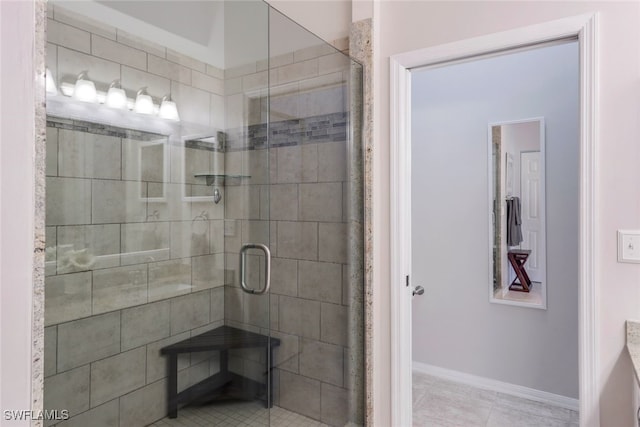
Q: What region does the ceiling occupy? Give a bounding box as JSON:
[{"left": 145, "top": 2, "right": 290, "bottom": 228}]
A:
[
  {"left": 54, "top": 0, "right": 344, "bottom": 70},
  {"left": 97, "top": 1, "right": 221, "bottom": 47}
]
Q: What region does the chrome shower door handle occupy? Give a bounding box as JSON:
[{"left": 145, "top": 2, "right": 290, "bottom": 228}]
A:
[{"left": 239, "top": 243, "right": 271, "bottom": 295}]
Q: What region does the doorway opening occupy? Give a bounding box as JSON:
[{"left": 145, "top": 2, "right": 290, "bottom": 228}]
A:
[
  {"left": 410, "top": 40, "right": 578, "bottom": 425},
  {"left": 389, "top": 14, "right": 598, "bottom": 427}
]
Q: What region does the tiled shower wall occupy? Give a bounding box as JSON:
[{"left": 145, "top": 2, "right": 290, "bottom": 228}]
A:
[
  {"left": 222, "top": 44, "right": 355, "bottom": 426},
  {"left": 44, "top": 6, "right": 226, "bottom": 426},
  {"left": 44, "top": 4, "right": 359, "bottom": 427}
]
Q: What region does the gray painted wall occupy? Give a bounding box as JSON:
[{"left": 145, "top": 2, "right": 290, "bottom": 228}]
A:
[{"left": 410, "top": 41, "right": 580, "bottom": 398}]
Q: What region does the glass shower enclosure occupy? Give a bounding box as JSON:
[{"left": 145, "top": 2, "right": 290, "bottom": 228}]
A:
[{"left": 43, "top": 1, "right": 363, "bottom": 426}]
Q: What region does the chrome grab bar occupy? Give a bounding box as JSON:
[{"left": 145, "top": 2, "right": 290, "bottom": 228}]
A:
[{"left": 239, "top": 243, "right": 271, "bottom": 295}]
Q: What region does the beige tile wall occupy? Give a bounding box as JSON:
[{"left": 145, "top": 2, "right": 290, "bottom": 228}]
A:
[{"left": 44, "top": 5, "right": 226, "bottom": 426}]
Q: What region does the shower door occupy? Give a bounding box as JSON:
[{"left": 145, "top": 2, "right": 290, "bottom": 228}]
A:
[
  {"left": 261, "top": 7, "right": 365, "bottom": 427},
  {"left": 222, "top": 5, "right": 365, "bottom": 425}
]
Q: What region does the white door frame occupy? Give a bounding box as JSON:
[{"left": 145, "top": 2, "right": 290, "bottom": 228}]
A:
[{"left": 389, "top": 13, "right": 598, "bottom": 427}]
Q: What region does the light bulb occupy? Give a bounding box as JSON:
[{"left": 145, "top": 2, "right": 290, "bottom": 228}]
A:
[
  {"left": 72, "top": 72, "right": 97, "bottom": 103},
  {"left": 159, "top": 95, "right": 180, "bottom": 121},
  {"left": 105, "top": 80, "right": 128, "bottom": 109},
  {"left": 46, "top": 68, "right": 58, "bottom": 95},
  {"left": 134, "top": 88, "right": 154, "bottom": 114}
]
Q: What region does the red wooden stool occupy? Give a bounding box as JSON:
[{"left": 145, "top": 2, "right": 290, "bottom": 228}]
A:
[{"left": 507, "top": 249, "right": 532, "bottom": 292}]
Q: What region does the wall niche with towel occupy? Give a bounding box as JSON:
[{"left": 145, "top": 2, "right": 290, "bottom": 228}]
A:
[{"left": 489, "top": 118, "right": 547, "bottom": 308}]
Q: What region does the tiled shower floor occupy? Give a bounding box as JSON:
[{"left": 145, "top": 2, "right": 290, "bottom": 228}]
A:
[{"left": 148, "top": 401, "right": 329, "bottom": 427}]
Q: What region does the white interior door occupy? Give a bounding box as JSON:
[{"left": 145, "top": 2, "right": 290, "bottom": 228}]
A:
[{"left": 520, "top": 151, "right": 542, "bottom": 282}]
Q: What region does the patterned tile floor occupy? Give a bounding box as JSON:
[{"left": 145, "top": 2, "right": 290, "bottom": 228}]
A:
[
  {"left": 148, "top": 401, "right": 329, "bottom": 427},
  {"left": 413, "top": 371, "right": 580, "bottom": 427}
]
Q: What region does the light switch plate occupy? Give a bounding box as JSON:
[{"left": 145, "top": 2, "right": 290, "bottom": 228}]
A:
[{"left": 618, "top": 230, "right": 640, "bottom": 263}]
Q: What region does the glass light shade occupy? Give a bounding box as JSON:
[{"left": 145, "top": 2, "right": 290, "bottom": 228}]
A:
[
  {"left": 59, "top": 82, "right": 75, "bottom": 97},
  {"left": 73, "top": 78, "right": 97, "bottom": 103},
  {"left": 105, "top": 87, "right": 128, "bottom": 109},
  {"left": 159, "top": 99, "right": 180, "bottom": 121},
  {"left": 134, "top": 92, "right": 155, "bottom": 115},
  {"left": 45, "top": 68, "right": 58, "bottom": 95}
]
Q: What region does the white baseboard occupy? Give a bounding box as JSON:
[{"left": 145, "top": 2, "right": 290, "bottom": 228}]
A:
[{"left": 412, "top": 361, "right": 579, "bottom": 412}]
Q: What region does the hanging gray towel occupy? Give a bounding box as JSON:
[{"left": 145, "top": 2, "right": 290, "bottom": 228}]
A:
[{"left": 506, "top": 197, "right": 523, "bottom": 247}]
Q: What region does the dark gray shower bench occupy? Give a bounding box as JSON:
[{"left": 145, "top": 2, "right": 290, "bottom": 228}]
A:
[{"left": 160, "top": 325, "right": 280, "bottom": 418}]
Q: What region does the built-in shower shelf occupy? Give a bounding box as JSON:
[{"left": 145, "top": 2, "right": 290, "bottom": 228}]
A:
[{"left": 194, "top": 173, "right": 251, "bottom": 186}]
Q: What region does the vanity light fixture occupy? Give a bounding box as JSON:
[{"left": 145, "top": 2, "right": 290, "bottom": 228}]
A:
[
  {"left": 60, "top": 76, "right": 179, "bottom": 122},
  {"left": 134, "top": 87, "right": 155, "bottom": 114},
  {"left": 158, "top": 95, "right": 180, "bottom": 121},
  {"left": 105, "top": 80, "right": 128, "bottom": 109},
  {"left": 45, "top": 68, "right": 58, "bottom": 96},
  {"left": 72, "top": 71, "right": 97, "bottom": 103}
]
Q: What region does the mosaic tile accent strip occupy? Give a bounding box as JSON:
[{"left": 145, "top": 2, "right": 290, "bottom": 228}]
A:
[
  {"left": 47, "top": 117, "right": 165, "bottom": 141},
  {"left": 226, "top": 112, "right": 349, "bottom": 152}
]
